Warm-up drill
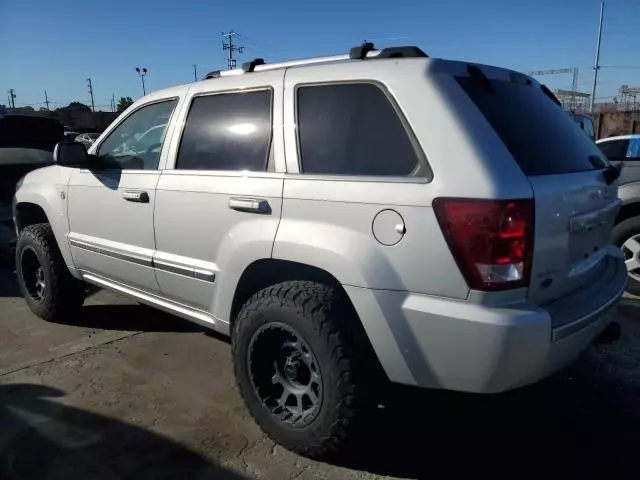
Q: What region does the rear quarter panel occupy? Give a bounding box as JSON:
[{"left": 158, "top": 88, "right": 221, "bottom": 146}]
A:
[{"left": 276, "top": 58, "right": 534, "bottom": 297}]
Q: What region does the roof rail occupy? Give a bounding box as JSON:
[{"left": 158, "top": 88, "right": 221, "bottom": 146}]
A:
[
  {"left": 349, "top": 42, "right": 376, "bottom": 60},
  {"left": 377, "top": 46, "right": 427, "bottom": 58},
  {"left": 201, "top": 43, "right": 427, "bottom": 80},
  {"left": 243, "top": 58, "right": 265, "bottom": 72}
]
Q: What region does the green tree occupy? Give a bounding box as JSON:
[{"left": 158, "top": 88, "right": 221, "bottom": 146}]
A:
[
  {"left": 117, "top": 96, "right": 134, "bottom": 113},
  {"left": 55, "top": 102, "right": 91, "bottom": 113}
]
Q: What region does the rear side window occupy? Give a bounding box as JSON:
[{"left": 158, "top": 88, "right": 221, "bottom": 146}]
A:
[
  {"left": 598, "top": 139, "right": 630, "bottom": 161},
  {"left": 296, "top": 83, "right": 422, "bottom": 176},
  {"left": 457, "top": 77, "right": 605, "bottom": 176},
  {"left": 177, "top": 90, "right": 272, "bottom": 171}
]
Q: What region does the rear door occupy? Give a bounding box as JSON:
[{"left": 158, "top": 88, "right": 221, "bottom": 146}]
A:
[{"left": 457, "top": 72, "right": 620, "bottom": 305}]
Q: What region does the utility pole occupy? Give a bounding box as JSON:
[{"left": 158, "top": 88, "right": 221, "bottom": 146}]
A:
[
  {"left": 222, "top": 30, "right": 244, "bottom": 70},
  {"left": 590, "top": 1, "right": 604, "bottom": 113},
  {"left": 135, "top": 67, "right": 148, "bottom": 96},
  {"left": 87, "top": 78, "right": 95, "bottom": 112},
  {"left": 44, "top": 90, "right": 50, "bottom": 110},
  {"left": 111, "top": 93, "right": 116, "bottom": 112},
  {"left": 7, "top": 89, "right": 16, "bottom": 109},
  {"left": 193, "top": 64, "right": 198, "bottom": 81}
]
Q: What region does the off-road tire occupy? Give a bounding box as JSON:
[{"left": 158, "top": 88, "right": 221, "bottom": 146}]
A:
[
  {"left": 16, "top": 223, "right": 85, "bottom": 321},
  {"left": 232, "top": 281, "right": 379, "bottom": 459}
]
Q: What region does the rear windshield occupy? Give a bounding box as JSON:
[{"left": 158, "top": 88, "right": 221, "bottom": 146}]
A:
[
  {"left": 0, "top": 116, "right": 64, "bottom": 152},
  {"left": 457, "top": 76, "right": 604, "bottom": 176}
]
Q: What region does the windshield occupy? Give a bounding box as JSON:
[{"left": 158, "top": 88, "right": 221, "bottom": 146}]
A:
[{"left": 457, "top": 76, "right": 606, "bottom": 176}]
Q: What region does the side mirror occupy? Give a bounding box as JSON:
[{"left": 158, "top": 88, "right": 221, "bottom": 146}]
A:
[{"left": 53, "top": 142, "right": 89, "bottom": 167}]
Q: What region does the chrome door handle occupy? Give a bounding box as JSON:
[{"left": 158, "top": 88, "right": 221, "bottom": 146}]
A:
[
  {"left": 122, "top": 190, "right": 149, "bottom": 203},
  {"left": 229, "top": 197, "right": 270, "bottom": 214}
]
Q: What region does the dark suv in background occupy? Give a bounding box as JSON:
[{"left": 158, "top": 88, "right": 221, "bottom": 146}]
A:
[
  {"left": 0, "top": 114, "right": 64, "bottom": 258},
  {"left": 571, "top": 112, "right": 595, "bottom": 141}
]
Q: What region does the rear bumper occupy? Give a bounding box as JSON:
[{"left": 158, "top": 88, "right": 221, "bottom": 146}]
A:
[{"left": 345, "top": 252, "right": 626, "bottom": 394}]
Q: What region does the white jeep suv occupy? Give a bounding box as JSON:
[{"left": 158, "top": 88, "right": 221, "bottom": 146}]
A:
[{"left": 13, "top": 44, "right": 626, "bottom": 458}]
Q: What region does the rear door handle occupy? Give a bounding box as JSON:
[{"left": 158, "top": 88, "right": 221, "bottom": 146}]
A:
[
  {"left": 122, "top": 190, "right": 149, "bottom": 203},
  {"left": 229, "top": 197, "right": 270, "bottom": 214}
]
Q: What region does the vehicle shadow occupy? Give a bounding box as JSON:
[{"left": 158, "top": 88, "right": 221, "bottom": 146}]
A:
[
  {"left": 54, "top": 304, "right": 206, "bottom": 333},
  {"left": 334, "top": 343, "right": 640, "bottom": 479},
  {"left": 1, "top": 261, "right": 202, "bottom": 333},
  {"left": 0, "top": 383, "right": 247, "bottom": 480},
  {"left": 0, "top": 267, "right": 19, "bottom": 298}
]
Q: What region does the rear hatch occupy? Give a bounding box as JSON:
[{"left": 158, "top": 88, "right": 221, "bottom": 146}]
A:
[{"left": 456, "top": 67, "right": 620, "bottom": 305}]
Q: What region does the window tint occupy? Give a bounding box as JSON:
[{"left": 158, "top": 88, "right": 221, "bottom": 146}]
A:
[
  {"left": 176, "top": 90, "right": 272, "bottom": 171},
  {"left": 96, "top": 100, "right": 176, "bottom": 170},
  {"left": 457, "top": 77, "right": 605, "bottom": 176},
  {"left": 296, "top": 83, "right": 421, "bottom": 176},
  {"left": 598, "top": 139, "right": 630, "bottom": 161}
]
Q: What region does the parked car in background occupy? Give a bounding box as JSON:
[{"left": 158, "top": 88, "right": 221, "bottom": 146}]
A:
[
  {"left": 63, "top": 131, "right": 79, "bottom": 141},
  {"left": 0, "top": 114, "right": 63, "bottom": 257},
  {"left": 597, "top": 134, "right": 640, "bottom": 293},
  {"left": 75, "top": 132, "right": 99, "bottom": 148},
  {"left": 13, "top": 44, "right": 625, "bottom": 458},
  {"left": 570, "top": 112, "right": 595, "bottom": 141}
]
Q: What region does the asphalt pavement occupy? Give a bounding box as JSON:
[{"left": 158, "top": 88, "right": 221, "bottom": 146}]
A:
[{"left": 1, "top": 263, "right": 640, "bottom": 479}]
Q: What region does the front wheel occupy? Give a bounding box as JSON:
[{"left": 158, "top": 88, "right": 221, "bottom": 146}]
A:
[
  {"left": 16, "top": 223, "right": 85, "bottom": 321},
  {"left": 232, "top": 281, "right": 379, "bottom": 459}
]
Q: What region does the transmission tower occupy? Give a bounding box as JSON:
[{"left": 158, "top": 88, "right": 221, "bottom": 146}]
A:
[
  {"left": 528, "top": 68, "right": 582, "bottom": 110},
  {"left": 222, "top": 30, "right": 244, "bottom": 70}
]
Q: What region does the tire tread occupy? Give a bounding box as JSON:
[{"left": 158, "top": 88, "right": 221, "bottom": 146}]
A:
[{"left": 232, "top": 280, "right": 376, "bottom": 459}]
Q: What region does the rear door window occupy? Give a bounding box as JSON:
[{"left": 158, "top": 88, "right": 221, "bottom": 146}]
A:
[
  {"left": 457, "top": 76, "right": 605, "bottom": 176},
  {"left": 176, "top": 90, "right": 272, "bottom": 171}
]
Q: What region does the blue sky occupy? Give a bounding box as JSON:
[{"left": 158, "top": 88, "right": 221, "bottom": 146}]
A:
[{"left": 1, "top": 0, "right": 639, "bottom": 110}]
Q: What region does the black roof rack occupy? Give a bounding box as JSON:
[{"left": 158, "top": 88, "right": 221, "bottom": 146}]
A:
[
  {"left": 243, "top": 58, "right": 265, "bottom": 72},
  {"left": 349, "top": 43, "right": 428, "bottom": 60},
  {"left": 203, "top": 70, "right": 221, "bottom": 79},
  {"left": 377, "top": 46, "right": 427, "bottom": 58},
  {"left": 349, "top": 42, "right": 376, "bottom": 60}
]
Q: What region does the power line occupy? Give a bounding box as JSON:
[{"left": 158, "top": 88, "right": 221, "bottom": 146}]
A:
[
  {"left": 222, "top": 30, "right": 244, "bottom": 70},
  {"left": 600, "top": 65, "right": 640, "bottom": 69}
]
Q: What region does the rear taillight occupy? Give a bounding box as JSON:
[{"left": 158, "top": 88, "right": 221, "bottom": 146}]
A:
[{"left": 433, "top": 198, "right": 533, "bottom": 291}]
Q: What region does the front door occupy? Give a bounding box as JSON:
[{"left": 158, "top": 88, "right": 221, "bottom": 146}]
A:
[
  {"left": 67, "top": 99, "right": 178, "bottom": 293},
  {"left": 152, "top": 71, "right": 285, "bottom": 321}
]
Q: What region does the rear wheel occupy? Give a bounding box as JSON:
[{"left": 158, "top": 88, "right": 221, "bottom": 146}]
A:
[
  {"left": 613, "top": 217, "right": 640, "bottom": 296},
  {"left": 232, "top": 281, "right": 379, "bottom": 459},
  {"left": 16, "top": 224, "right": 85, "bottom": 321}
]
